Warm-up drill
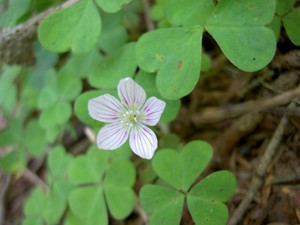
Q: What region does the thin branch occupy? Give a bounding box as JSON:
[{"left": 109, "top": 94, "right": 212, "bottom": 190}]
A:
[
  {"left": 0, "top": 172, "right": 10, "bottom": 225},
  {"left": 192, "top": 85, "right": 300, "bottom": 124},
  {"left": 228, "top": 102, "right": 295, "bottom": 225},
  {"left": 23, "top": 168, "right": 48, "bottom": 191}
]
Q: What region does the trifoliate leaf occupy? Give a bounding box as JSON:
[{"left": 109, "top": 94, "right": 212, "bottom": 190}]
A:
[
  {"left": 136, "top": 27, "right": 202, "bottom": 100},
  {"left": 140, "top": 185, "right": 184, "bottom": 225},
  {"left": 38, "top": 0, "right": 101, "bottom": 54},
  {"left": 152, "top": 141, "right": 213, "bottom": 191},
  {"left": 89, "top": 43, "right": 136, "bottom": 89},
  {"left": 205, "top": 0, "right": 276, "bottom": 71},
  {"left": 187, "top": 171, "right": 236, "bottom": 225},
  {"left": 283, "top": 8, "right": 300, "bottom": 46},
  {"left": 95, "top": 0, "right": 132, "bottom": 13}
]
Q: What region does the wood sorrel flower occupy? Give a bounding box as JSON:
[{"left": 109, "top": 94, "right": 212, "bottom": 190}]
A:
[{"left": 88, "top": 77, "right": 166, "bottom": 159}]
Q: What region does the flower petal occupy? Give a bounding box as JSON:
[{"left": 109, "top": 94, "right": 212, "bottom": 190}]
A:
[
  {"left": 97, "top": 123, "right": 129, "bottom": 150},
  {"left": 118, "top": 77, "right": 146, "bottom": 110},
  {"left": 129, "top": 124, "right": 158, "bottom": 159},
  {"left": 140, "top": 97, "right": 166, "bottom": 126},
  {"left": 88, "top": 94, "right": 124, "bottom": 123}
]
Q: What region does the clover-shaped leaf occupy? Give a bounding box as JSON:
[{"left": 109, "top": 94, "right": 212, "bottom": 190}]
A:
[
  {"left": 205, "top": 0, "right": 276, "bottom": 72},
  {"left": 276, "top": 0, "right": 295, "bottom": 16},
  {"left": 140, "top": 185, "right": 184, "bottom": 225},
  {"left": 68, "top": 146, "right": 136, "bottom": 225},
  {"left": 187, "top": 171, "right": 236, "bottom": 225},
  {"left": 165, "top": 0, "right": 214, "bottom": 26},
  {"left": 38, "top": 0, "right": 101, "bottom": 54},
  {"left": 152, "top": 141, "right": 212, "bottom": 191},
  {"left": 98, "top": 11, "right": 128, "bottom": 54},
  {"left": 95, "top": 0, "right": 132, "bottom": 13},
  {"left": 48, "top": 145, "right": 73, "bottom": 179},
  {"left": 74, "top": 90, "right": 109, "bottom": 127},
  {"left": 104, "top": 160, "right": 136, "bottom": 219},
  {"left": 57, "top": 67, "right": 82, "bottom": 101},
  {"left": 24, "top": 120, "right": 47, "bottom": 157},
  {"left": 283, "top": 8, "right": 300, "bottom": 46},
  {"left": 135, "top": 71, "right": 181, "bottom": 123},
  {"left": 69, "top": 147, "right": 109, "bottom": 184},
  {"left": 23, "top": 188, "right": 45, "bottom": 225},
  {"left": 89, "top": 43, "right": 136, "bottom": 89},
  {"left": 39, "top": 101, "right": 72, "bottom": 129},
  {"left": 136, "top": 27, "right": 202, "bottom": 100},
  {"left": 139, "top": 141, "right": 236, "bottom": 225},
  {"left": 42, "top": 188, "right": 67, "bottom": 224},
  {"left": 69, "top": 185, "right": 108, "bottom": 224}
]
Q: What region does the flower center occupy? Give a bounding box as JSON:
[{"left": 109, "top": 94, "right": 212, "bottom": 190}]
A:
[{"left": 121, "top": 110, "right": 141, "bottom": 127}]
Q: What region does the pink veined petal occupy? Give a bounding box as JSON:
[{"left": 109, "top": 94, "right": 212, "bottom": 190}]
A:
[
  {"left": 129, "top": 124, "right": 158, "bottom": 159},
  {"left": 97, "top": 123, "right": 129, "bottom": 150},
  {"left": 118, "top": 77, "right": 146, "bottom": 110},
  {"left": 88, "top": 94, "right": 124, "bottom": 123},
  {"left": 140, "top": 97, "right": 166, "bottom": 126}
]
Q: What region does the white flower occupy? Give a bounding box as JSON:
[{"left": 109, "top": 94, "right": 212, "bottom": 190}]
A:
[{"left": 88, "top": 77, "right": 166, "bottom": 159}]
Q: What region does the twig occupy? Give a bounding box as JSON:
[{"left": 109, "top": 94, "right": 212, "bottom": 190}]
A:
[
  {"left": 0, "top": 0, "right": 79, "bottom": 65},
  {"left": 214, "top": 112, "right": 263, "bottom": 163},
  {"left": 0, "top": 172, "right": 10, "bottom": 225},
  {"left": 142, "top": 0, "right": 155, "bottom": 31},
  {"left": 23, "top": 168, "right": 48, "bottom": 191},
  {"left": 228, "top": 102, "right": 294, "bottom": 225},
  {"left": 192, "top": 85, "right": 300, "bottom": 124}
]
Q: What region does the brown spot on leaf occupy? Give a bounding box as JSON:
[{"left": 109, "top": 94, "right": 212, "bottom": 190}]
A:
[{"left": 177, "top": 60, "right": 182, "bottom": 71}]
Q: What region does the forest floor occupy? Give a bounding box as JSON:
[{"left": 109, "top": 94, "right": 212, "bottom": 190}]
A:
[{"left": 1, "top": 29, "right": 300, "bottom": 225}]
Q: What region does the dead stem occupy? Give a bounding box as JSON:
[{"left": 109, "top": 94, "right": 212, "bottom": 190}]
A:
[
  {"left": 192, "top": 85, "right": 300, "bottom": 124},
  {"left": 228, "top": 102, "right": 295, "bottom": 225}
]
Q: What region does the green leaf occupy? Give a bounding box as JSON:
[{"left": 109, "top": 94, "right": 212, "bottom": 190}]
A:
[
  {"left": 68, "top": 186, "right": 108, "bottom": 225},
  {"left": 74, "top": 90, "right": 113, "bottom": 127},
  {"left": 64, "top": 50, "right": 103, "bottom": 79},
  {"left": 0, "top": 0, "right": 31, "bottom": 26},
  {"left": 48, "top": 145, "right": 73, "bottom": 178},
  {"left": 0, "top": 118, "right": 23, "bottom": 146},
  {"left": 39, "top": 101, "right": 72, "bottom": 129},
  {"left": 0, "top": 148, "right": 26, "bottom": 174},
  {"left": 37, "top": 86, "right": 59, "bottom": 110},
  {"left": 38, "top": 1, "right": 101, "bottom": 54},
  {"left": 135, "top": 71, "right": 181, "bottom": 123},
  {"left": 201, "top": 53, "right": 211, "bottom": 72},
  {"left": 98, "top": 12, "right": 128, "bottom": 54},
  {"left": 152, "top": 141, "right": 213, "bottom": 191},
  {"left": 276, "top": 0, "right": 295, "bottom": 16},
  {"left": 136, "top": 27, "right": 203, "bottom": 100},
  {"left": 187, "top": 171, "right": 236, "bottom": 225},
  {"left": 69, "top": 146, "right": 109, "bottom": 184},
  {"left": 165, "top": 0, "right": 214, "bottom": 26},
  {"left": 24, "top": 188, "right": 45, "bottom": 216},
  {"left": 205, "top": 0, "right": 276, "bottom": 72},
  {"left": 104, "top": 160, "right": 136, "bottom": 219},
  {"left": 159, "top": 133, "right": 180, "bottom": 149},
  {"left": 283, "top": 8, "right": 300, "bottom": 46},
  {"left": 24, "top": 120, "right": 47, "bottom": 157},
  {"left": 95, "top": 0, "right": 133, "bottom": 13},
  {"left": 47, "top": 145, "right": 74, "bottom": 198},
  {"left": 43, "top": 188, "right": 67, "bottom": 224},
  {"left": 268, "top": 15, "right": 281, "bottom": 40},
  {"left": 0, "top": 66, "right": 20, "bottom": 116},
  {"left": 37, "top": 69, "right": 59, "bottom": 110},
  {"left": 139, "top": 185, "right": 184, "bottom": 225},
  {"left": 0, "top": 81, "right": 17, "bottom": 116},
  {"left": 57, "top": 67, "right": 82, "bottom": 101},
  {"left": 22, "top": 217, "right": 43, "bottom": 225},
  {"left": 89, "top": 43, "right": 136, "bottom": 89}
]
